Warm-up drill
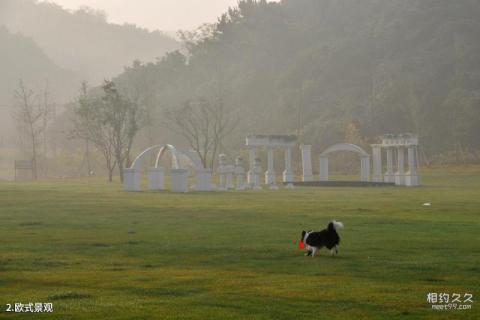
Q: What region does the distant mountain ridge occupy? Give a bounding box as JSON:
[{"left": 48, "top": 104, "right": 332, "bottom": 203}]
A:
[
  {"left": 0, "top": 26, "right": 81, "bottom": 141},
  {"left": 0, "top": 0, "right": 179, "bottom": 83}
]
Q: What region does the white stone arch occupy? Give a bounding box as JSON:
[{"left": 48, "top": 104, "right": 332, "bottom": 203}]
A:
[
  {"left": 319, "top": 143, "right": 371, "bottom": 182},
  {"left": 130, "top": 144, "right": 181, "bottom": 171},
  {"left": 124, "top": 144, "right": 212, "bottom": 192}
]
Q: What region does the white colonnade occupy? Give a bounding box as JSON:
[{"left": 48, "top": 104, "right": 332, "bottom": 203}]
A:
[{"left": 371, "top": 134, "right": 420, "bottom": 187}]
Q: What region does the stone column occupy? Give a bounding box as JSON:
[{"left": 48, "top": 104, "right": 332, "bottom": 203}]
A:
[
  {"left": 283, "top": 146, "right": 294, "bottom": 187},
  {"left": 252, "top": 157, "right": 262, "bottom": 189},
  {"left": 360, "top": 156, "right": 371, "bottom": 182},
  {"left": 234, "top": 157, "right": 246, "bottom": 190},
  {"left": 384, "top": 147, "right": 394, "bottom": 183},
  {"left": 247, "top": 146, "right": 257, "bottom": 187},
  {"left": 395, "top": 147, "right": 405, "bottom": 186},
  {"left": 371, "top": 145, "right": 383, "bottom": 182},
  {"left": 405, "top": 146, "right": 419, "bottom": 186},
  {"left": 148, "top": 167, "right": 165, "bottom": 190},
  {"left": 195, "top": 168, "right": 212, "bottom": 191},
  {"left": 319, "top": 156, "right": 329, "bottom": 181},
  {"left": 171, "top": 169, "right": 189, "bottom": 193},
  {"left": 123, "top": 168, "right": 141, "bottom": 192},
  {"left": 265, "top": 147, "right": 277, "bottom": 189},
  {"left": 300, "top": 145, "right": 313, "bottom": 182},
  {"left": 225, "top": 165, "right": 235, "bottom": 189},
  {"left": 218, "top": 154, "right": 227, "bottom": 190}
]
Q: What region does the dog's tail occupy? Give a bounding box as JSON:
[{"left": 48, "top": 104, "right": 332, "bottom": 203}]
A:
[{"left": 333, "top": 220, "right": 344, "bottom": 230}]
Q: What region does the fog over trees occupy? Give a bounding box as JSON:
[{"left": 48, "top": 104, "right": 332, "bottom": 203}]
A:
[{"left": 1, "top": 0, "right": 480, "bottom": 180}]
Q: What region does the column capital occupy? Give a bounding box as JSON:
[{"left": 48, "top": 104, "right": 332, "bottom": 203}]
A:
[{"left": 300, "top": 144, "right": 312, "bottom": 151}]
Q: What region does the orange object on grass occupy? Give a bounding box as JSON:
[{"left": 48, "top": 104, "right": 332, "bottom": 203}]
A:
[{"left": 298, "top": 240, "right": 305, "bottom": 249}]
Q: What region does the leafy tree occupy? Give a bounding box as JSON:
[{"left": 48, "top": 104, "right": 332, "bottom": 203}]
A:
[{"left": 71, "top": 81, "right": 144, "bottom": 182}]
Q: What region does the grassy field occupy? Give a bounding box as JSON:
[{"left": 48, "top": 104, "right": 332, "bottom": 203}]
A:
[{"left": 0, "top": 166, "right": 479, "bottom": 319}]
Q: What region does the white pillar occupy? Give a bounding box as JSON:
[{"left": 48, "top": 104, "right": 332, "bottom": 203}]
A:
[
  {"left": 195, "top": 168, "right": 213, "bottom": 191},
  {"left": 148, "top": 167, "right": 165, "bottom": 190},
  {"left": 360, "top": 156, "right": 370, "bottom": 182},
  {"left": 372, "top": 145, "right": 382, "bottom": 182},
  {"left": 171, "top": 169, "right": 189, "bottom": 193},
  {"left": 124, "top": 168, "right": 141, "bottom": 192},
  {"left": 226, "top": 165, "right": 235, "bottom": 189},
  {"left": 384, "top": 147, "right": 394, "bottom": 183},
  {"left": 405, "top": 146, "right": 419, "bottom": 186},
  {"left": 283, "top": 147, "right": 294, "bottom": 187},
  {"left": 319, "top": 156, "right": 329, "bottom": 181},
  {"left": 252, "top": 158, "right": 262, "bottom": 189},
  {"left": 234, "top": 157, "right": 246, "bottom": 190},
  {"left": 265, "top": 147, "right": 277, "bottom": 189},
  {"left": 218, "top": 154, "right": 227, "bottom": 190},
  {"left": 395, "top": 147, "right": 405, "bottom": 186},
  {"left": 247, "top": 147, "right": 257, "bottom": 187},
  {"left": 301, "top": 145, "right": 313, "bottom": 182}
]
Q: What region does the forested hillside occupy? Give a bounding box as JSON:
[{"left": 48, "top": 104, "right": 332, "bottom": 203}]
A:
[
  {"left": 0, "top": 0, "right": 179, "bottom": 82},
  {"left": 114, "top": 0, "right": 480, "bottom": 163}
]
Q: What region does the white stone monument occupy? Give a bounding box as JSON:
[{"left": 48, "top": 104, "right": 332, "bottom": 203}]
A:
[
  {"left": 148, "top": 167, "right": 165, "bottom": 190},
  {"left": 245, "top": 135, "right": 298, "bottom": 189},
  {"left": 301, "top": 144, "right": 313, "bottom": 182},
  {"left": 217, "top": 154, "right": 234, "bottom": 190},
  {"left": 372, "top": 134, "right": 420, "bottom": 186},
  {"left": 195, "top": 168, "right": 213, "bottom": 191},
  {"left": 234, "top": 157, "right": 247, "bottom": 190},
  {"left": 124, "top": 168, "right": 141, "bottom": 191},
  {"left": 171, "top": 169, "right": 189, "bottom": 193},
  {"left": 123, "top": 144, "right": 210, "bottom": 193},
  {"left": 318, "top": 143, "right": 370, "bottom": 182}
]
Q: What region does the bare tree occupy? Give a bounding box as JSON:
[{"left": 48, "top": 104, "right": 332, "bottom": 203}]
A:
[
  {"left": 163, "top": 96, "right": 238, "bottom": 169},
  {"left": 11, "top": 80, "right": 53, "bottom": 180}
]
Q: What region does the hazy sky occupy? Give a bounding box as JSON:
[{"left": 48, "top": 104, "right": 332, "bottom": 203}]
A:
[{"left": 39, "top": 0, "right": 276, "bottom": 31}]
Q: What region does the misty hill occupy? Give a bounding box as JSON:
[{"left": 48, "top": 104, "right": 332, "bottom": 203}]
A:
[
  {"left": 0, "top": 27, "right": 80, "bottom": 141},
  {"left": 0, "top": 0, "right": 179, "bottom": 83},
  {"left": 114, "top": 0, "right": 480, "bottom": 163}
]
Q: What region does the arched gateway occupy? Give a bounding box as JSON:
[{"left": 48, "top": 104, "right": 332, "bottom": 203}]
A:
[
  {"left": 319, "top": 143, "right": 371, "bottom": 182},
  {"left": 123, "top": 144, "right": 212, "bottom": 193}
]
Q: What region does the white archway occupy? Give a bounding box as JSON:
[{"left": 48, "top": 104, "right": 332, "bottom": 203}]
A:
[
  {"left": 319, "top": 143, "right": 371, "bottom": 182},
  {"left": 124, "top": 144, "right": 212, "bottom": 192}
]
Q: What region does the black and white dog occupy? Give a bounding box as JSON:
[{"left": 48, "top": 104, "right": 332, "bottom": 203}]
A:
[{"left": 301, "top": 221, "right": 344, "bottom": 257}]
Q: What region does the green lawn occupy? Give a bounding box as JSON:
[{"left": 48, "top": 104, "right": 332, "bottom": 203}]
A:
[{"left": 0, "top": 166, "right": 479, "bottom": 319}]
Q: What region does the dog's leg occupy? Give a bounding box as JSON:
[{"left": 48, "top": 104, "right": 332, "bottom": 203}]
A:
[
  {"left": 304, "top": 250, "right": 312, "bottom": 256},
  {"left": 335, "top": 245, "right": 339, "bottom": 255},
  {"left": 330, "top": 248, "right": 335, "bottom": 257},
  {"left": 311, "top": 247, "right": 317, "bottom": 257}
]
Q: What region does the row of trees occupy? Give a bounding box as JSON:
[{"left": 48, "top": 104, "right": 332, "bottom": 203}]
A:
[
  {"left": 11, "top": 0, "right": 480, "bottom": 181},
  {"left": 112, "top": 0, "right": 480, "bottom": 164}
]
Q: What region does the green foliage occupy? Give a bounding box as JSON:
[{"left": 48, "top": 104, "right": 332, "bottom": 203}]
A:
[
  {"left": 72, "top": 81, "right": 144, "bottom": 181},
  {"left": 114, "top": 0, "right": 480, "bottom": 163}
]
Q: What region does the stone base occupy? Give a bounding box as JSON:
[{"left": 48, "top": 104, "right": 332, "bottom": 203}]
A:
[
  {"left": 247, "top": 171, "right": 255, "bottom": 186},
  {"left": 405, "top": 173, "right": 419, "bottom": 187},
  {"left": 171, "top": 169, "right": 189, "bottom": 193},
  {"left": 196, "top": 169, "right": 213, "bottom": 191},
  {"left": 302, "top": 174, "right": 314, "bottom": 182},
  {"left": 394, "top": 173, "right": 405, "bottom": 186},
  {"left": 148, "top": 167, "right": 165, "bottom": 190},
  {"left": 283, "top": 171, "right": 294, "bottom": 184},
  {"left": 265, "top": 171, "right": 276, "bottom": 185},
  {"left": 384, "top": 173, "right": 395, "bottom": 183},
  {"left": 124, "top": 168, "right": 141, "bottom": 192}
]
